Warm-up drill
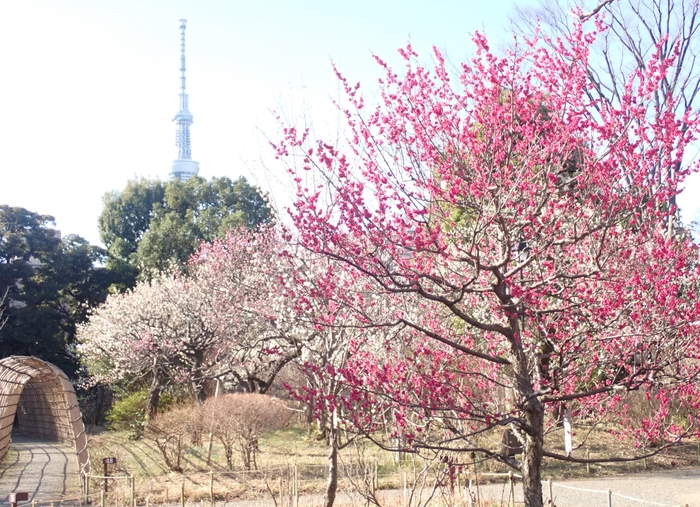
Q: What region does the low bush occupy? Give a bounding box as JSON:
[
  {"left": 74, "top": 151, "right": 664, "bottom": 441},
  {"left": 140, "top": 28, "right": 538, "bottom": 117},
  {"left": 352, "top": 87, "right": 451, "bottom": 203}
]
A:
[
  {"left": 106, "top": 389, "right": 174, "bottom": 439},
  {"left": 144, "top": 403, "right": 199, "bottom": 472},
  {"left": 105, "top": 389, "right": 148, "bottom": 439},
  {"left": 202, "top": 393, "right": 293, "bottom": 470}
]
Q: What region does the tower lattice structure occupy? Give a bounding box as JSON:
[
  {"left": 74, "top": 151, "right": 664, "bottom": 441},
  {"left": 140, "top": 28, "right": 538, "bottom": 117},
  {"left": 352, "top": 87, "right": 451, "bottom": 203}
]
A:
[{"left": 169, "top": 19, "right": 200, "bottom": 181}]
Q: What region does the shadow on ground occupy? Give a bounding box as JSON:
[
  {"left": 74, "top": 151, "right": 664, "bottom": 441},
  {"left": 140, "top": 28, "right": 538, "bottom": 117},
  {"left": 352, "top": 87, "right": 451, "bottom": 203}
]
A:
[{"left": 0, "top": 435, "right": 79, "bottom": 506}]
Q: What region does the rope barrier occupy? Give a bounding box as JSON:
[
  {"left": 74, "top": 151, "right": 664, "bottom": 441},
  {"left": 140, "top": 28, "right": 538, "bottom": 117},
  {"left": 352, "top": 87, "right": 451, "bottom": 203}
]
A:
[
  {"left": 548, "top": 482, "right": 610, "bottom": 494},
  {"left": 483, "top": 471, "right": 676, "bottom": 506},
  {"left": 75, "top": 464, "right": 681, "bottom": 507},
  {"left": 83, "top": 463, "right": 325, "bottom": 482},
  {"left": 611, "top": 491, "right": 680, "bottom": 506},
  {"left": 84, "top": 474, "right": 129, "bottom": 480},
  {"left": 481, "top": 472, "right": 523, "bottom": 479},
  {"left": 546, "top": 480, "right": 683, "bottom": 506}
]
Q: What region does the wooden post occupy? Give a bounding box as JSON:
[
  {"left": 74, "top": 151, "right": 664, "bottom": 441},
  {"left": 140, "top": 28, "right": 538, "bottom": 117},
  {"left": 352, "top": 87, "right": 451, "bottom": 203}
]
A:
[
  {"left": 102, "top": 457, "right": 116, "bottom": 494},
  {"left": 374, "top": 459, "right": 379, "bottom": 493},
  {"left": 278, "top": 477, "right": 283, "bottom": 507},
  {"left": 293, "top": 464, "right": 298, "bottom": 507},
  {"left": 508, "top": 470, "right": 515, "bottom": 507},
  {"left": 608, "top": 488, "right": 613, "bottom": 507},
  {"left": 85, "top": 473, "right": 90, "bottom": 504},
  {"left": 131, "top": 475, "right": 135, "bottom": 507},
  {"left": 181, "top": 480, "right": 185, "bottom": 507},
  {"left": 209, "top": 471, "right": 214, "bottom": 507},
  {"left": 587, "top": 450, "right": 591, "bottom": 474},
  {"left": 548, "top": 479, "right": 553, "bottom": 505},
  {"left": 205, "top": 380, "right": 221, "bottom": 466},
  {"left": 403, "top": 472, "right": 407, "bottom": 505},
  {"left": 100, "top": 492, "right": 105, "bottom": 507},
  {"left": 468, "top": 479, "right": 473, "bottom": 507},
  {"left": 472, "top": 454, "right": 480, "bottom": 507}
]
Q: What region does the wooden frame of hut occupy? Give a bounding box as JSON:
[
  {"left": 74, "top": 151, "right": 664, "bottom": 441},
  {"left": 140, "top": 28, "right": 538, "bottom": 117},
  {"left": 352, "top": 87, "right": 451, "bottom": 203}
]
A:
[{"left": 0, "top": 356, "right": 89, "bottom": 475}]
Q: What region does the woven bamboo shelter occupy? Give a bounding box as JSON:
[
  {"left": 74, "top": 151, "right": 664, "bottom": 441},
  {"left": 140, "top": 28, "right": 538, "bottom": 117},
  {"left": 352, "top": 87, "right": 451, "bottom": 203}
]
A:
[{"left": 0, "top": 356, "right": 89, "bottom": 473}]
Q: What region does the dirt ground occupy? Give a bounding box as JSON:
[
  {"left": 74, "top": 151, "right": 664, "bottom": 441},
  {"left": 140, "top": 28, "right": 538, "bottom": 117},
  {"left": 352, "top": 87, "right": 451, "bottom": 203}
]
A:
[{"left": 180, "top": 467, "right": 700, "bottom": 506}]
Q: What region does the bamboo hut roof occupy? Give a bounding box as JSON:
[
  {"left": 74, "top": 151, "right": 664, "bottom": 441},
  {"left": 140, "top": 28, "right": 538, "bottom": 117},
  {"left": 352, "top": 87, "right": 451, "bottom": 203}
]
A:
[{"left": 0, "top": 356, "right": 89, "bottom": 474}]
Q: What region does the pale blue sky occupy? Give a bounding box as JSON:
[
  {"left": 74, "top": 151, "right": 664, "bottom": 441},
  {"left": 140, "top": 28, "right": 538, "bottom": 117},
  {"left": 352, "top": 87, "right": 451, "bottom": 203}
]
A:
[{"left": 0, "top": 1, "right": 698, "bottom": 245}]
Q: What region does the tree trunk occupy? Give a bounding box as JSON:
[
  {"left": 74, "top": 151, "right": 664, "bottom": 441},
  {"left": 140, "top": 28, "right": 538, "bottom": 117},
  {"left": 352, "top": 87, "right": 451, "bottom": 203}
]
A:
[
  {"left": 91, "top": 384, "right": 110, "bottom": 425},
  {"left": 241, "top": 437, "right": 253, "bottom": 470},
  {"left": 192, "top": 350, "right": 207, "bottom": 404},
  {"left": 225, "top": 446, "right": 233, "bottom": 470},
  {"left": 306, "top": 393, "right": 315, "bottom": 436},
  {"left": 510, "top": 314, "right": 545, "bottom": 507},
  {"left": 520, "top": 398, "right": 545, "bottom": 507},
  {"left": 146, "top": 372, "right": 163, "bottom": 420},
  {"left": 323, "top": 425, "right": 338, "bottom": 507}
]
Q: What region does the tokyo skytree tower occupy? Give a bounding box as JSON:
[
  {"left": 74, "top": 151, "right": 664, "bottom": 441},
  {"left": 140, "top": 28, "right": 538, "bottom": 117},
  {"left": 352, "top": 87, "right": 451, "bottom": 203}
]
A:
[{"left": 169, "top": 19, "right": 200, "bottom": 181}]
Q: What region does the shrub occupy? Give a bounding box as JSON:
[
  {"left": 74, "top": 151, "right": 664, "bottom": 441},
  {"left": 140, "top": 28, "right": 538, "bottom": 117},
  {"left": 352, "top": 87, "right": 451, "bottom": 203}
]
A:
[
  {"left": 144, "top": 403, "right": 199, "bottom": 472},
  {"left": 105, "top": 389, "right": 148, "bottom": 439},
  {"left": 106, "top": 389, "right": 174, "bottom": 439},
  {"left": 202, "top": 393, "right": 292, "bottom": 470}
]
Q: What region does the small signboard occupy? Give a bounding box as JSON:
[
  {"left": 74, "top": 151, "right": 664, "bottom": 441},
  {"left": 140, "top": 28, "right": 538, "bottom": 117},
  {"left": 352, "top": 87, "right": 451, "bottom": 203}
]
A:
[
  {"left": 103, "top": 456, "right": 117, "bottom": 493},
  {"left": 8, "top": 492, "right": 29, "bottom": 506}
]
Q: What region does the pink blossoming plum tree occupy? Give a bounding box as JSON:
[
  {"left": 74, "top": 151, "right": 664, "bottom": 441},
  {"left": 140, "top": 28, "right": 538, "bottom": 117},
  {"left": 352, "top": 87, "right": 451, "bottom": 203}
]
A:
[
  {"left": 274, "top": 22, "right": 700, "bottom": 507},
  {"left": 515, "top": 0, "right": 700, "bottom": 229},
  {"left": 194, "top": 227, "right": 378, "bottom": 507},
  {"left": 192, "top": 227, "right": 308, "bottom": 394}
]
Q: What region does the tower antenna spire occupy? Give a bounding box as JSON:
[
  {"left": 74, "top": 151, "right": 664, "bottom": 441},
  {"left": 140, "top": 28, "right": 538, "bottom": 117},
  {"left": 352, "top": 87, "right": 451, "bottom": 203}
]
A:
[
  {"left": 169, "top": 19, "right": 200, "bottom": 181},
  {"left": 179, "top": 18, "right": 187, "bottom": 97}
]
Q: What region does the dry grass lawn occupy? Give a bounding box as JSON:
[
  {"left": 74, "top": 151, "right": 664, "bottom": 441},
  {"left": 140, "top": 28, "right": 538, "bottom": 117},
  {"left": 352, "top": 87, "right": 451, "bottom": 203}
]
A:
[{"left": 84, "top": 421, "right": 700, "bottom": 505}]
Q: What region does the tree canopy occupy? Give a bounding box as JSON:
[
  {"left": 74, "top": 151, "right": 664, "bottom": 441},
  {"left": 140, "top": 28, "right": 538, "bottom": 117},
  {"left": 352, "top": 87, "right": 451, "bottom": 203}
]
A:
[
  {"left": 274, "top": 22, "right": 700, "bottom": 507},
  {"left": 514, "top": 0, "right": 700, "bottom": 230},
  {"left": 78, "top": 273, "right": 232, "bottom": 416},
  {"left": 99, "top": 175, "right": 273, "bottom": 282},
  {"left": 0, "top": 205, "right": 115, "bottom": 377}
]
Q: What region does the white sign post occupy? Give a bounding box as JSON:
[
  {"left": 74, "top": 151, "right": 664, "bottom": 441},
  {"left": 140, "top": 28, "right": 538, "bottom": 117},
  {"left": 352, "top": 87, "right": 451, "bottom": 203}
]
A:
[{"left": 563, "top": 408, "right": 573, "bottom": 455}]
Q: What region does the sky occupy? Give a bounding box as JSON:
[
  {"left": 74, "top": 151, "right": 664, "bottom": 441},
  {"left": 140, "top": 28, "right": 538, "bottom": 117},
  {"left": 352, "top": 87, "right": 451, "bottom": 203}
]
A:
[{"left": 0, "top": 0, "right": 698, "bottom": 246}]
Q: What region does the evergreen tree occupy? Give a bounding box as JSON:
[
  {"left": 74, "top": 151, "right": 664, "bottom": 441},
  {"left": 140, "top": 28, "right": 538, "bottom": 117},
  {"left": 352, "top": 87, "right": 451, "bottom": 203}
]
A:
[
  {"left": 0, "top": 206, "right": 115, "bottom": 377},
  {"left": 99, "top": 176, "right": 273, "bottom": 283}
]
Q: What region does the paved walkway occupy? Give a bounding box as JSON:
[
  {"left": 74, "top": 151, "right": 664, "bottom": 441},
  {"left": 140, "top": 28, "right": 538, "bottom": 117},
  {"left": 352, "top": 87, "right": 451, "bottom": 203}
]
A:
[
  {"left": 474, "top": 469, "right": 700, "bottom": 506},
  {"left": 0, "top": 435, "right": 80, "bottom": 506}
]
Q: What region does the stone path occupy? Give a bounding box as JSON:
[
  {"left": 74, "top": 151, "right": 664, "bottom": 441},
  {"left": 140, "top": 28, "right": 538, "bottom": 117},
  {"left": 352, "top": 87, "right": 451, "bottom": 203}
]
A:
[{"left": 0, "top": 436, "right": 80, "bottom": 506}]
